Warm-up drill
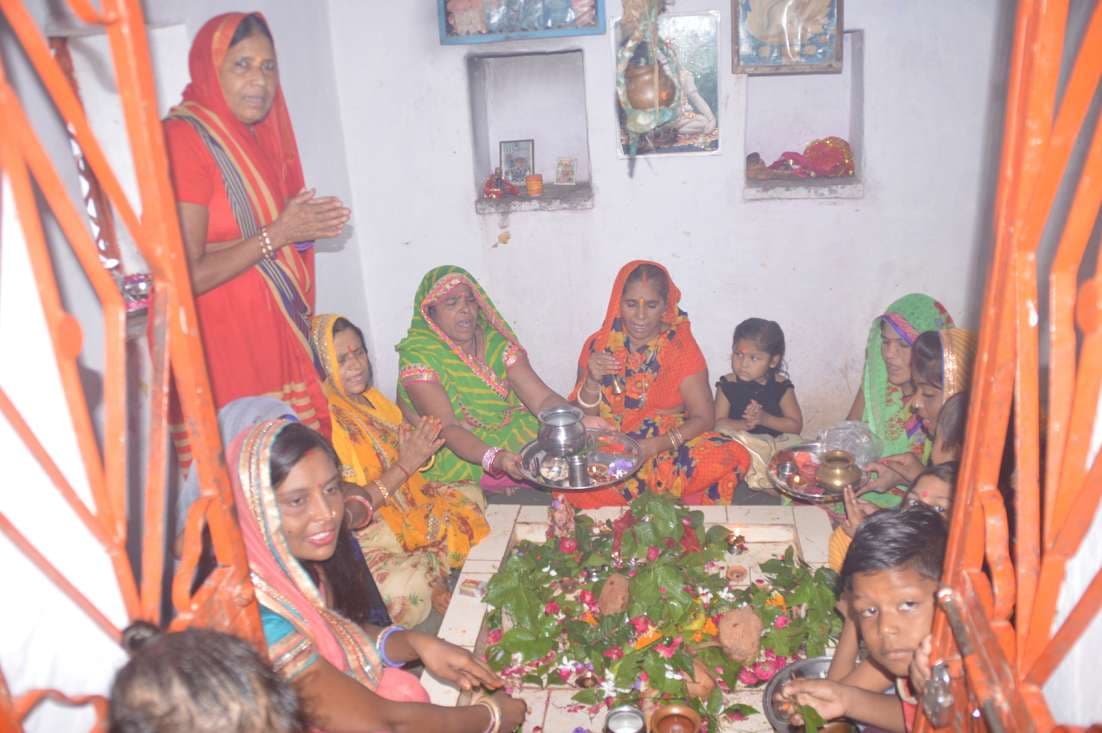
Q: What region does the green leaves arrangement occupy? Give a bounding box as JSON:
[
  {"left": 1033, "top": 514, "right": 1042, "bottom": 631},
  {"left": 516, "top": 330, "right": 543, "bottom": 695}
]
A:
[{"left": 482, "top": 494, "right": 840, "bottom": 730}]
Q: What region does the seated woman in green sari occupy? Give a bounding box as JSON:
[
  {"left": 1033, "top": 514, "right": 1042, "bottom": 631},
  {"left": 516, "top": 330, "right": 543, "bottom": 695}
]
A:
[
  {"left": 396, "top": 266, "right": 569, "bottom": 495},
  {"left": 845, "top": 293, "right": 954, "bottom": 508}
]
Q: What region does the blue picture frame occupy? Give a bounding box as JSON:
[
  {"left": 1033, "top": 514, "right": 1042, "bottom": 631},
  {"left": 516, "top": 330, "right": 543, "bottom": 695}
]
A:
[{"left": 439, "top": 0, "right": 606, "bottom": 45}]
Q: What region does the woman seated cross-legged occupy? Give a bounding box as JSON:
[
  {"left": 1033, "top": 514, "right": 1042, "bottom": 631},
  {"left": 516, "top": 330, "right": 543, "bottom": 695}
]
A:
[
  {"left": 396, "top": 266, "right": 570, "bottom": 499},
  {"left": 229, "top": 419, "right": 526, "bottom": 732},
  {"left": 564, "top": 260, "right": 750, "bottom": 508},
  {"left": 309, "top": 313, "right": 489, "bottom": 630}
]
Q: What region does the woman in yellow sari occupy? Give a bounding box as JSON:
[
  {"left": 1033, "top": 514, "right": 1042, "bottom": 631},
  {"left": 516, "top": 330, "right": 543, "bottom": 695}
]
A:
[{"left": 310, "top": 314, "right": 489, "bottom": 628}]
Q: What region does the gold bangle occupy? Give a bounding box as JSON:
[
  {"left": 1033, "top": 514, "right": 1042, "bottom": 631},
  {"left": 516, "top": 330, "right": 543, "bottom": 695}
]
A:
[
  {"left": 372, "top": 479, "right": 391, "bottom": 505},
  {"left": 418, "top": 454, "right": 436, "bottom": 473},
  {"left": 259, "top": 225, "right": 276, "bottom": 260},
  {"left": 473, "top": 696, "right": 501, "bottom": 733},
  {"left": 576, "top": 383, "right": 601, "bottom": 409}
]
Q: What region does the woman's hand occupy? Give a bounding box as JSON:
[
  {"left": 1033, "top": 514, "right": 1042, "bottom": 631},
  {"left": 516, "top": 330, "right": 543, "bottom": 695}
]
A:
[
  {"left": 877, "top": 452, "right": 925, "bottom": 483},
  {"left": 492, "top": 450, "right": 526, "bottom": 482},
  {"left": 586, "top": 352, "right": 621, "bottom": 385},
  {"left": 397, "top": 416, "right": 444, "bottom": 474},
  {"left": 495, "top": 690, "right": 527, "bottom": 732},
  {"left": 841, "top": 485, "right": 876, "bottom": 537},
  {"left": 773, "top": 678, "right": 850, "bottom": 725},
  {"left": 269, "top": 188, "right": 351, "bottom": 247},
  {"left": 406, "top": 633, "right": 503, "bottom": 692},
  {"left": 862, "top": 460, "right": 905, "bottom": 493}
]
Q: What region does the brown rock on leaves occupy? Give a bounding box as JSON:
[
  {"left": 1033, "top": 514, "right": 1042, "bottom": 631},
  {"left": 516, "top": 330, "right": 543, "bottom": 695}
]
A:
[{"left": 597, "top": 573, "right": 630, "bottom": 616}]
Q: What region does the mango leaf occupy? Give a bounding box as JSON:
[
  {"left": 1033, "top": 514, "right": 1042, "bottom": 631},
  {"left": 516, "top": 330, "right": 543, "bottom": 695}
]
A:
[
  {"left": 707, "top": 685, "right": 724, "bottom": 715},
  {"left": 572, "top": 689, "right": 599, "bottom": 705},
  {"left": 614, "top": 650, "right": 645, "bottom": 688},
  {"left": 723, "top": 702, "right": 758, "bottom": 718},
  {"left": 799, "top": 704, "right": 825, "bottom": 733}
]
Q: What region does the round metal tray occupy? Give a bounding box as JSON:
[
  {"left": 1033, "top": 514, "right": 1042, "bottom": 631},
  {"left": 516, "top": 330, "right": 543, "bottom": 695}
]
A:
[
  {"left": 519, "top": 428, "right": 643, "bottom": 491},
  {"left": 767, "top": 442, "right": 866, "bottom": 504}
]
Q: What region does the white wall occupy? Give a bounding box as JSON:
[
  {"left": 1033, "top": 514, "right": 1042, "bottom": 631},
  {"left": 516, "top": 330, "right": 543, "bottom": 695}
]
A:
[{"left": 328, "top": 0, "right": 1005, "bottom": 434}]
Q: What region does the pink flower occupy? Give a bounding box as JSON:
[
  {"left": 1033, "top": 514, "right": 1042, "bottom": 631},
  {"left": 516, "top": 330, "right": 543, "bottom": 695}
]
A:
[
  {"left": 630, "top": 616, "right": 651, "bottom": 634},
  {"left": 557, "top": 668, "right": 572, "bottom": 682},
  {"left": 773, "top": 614, "right": 791, "bottom": 629},
  {"left": 737, "top": 667, "right": 758, "bottom": 685},
  {"left": 646, "top": 546, "right": 661, "bottom": 562},
  {"left": 639, "top": 671, "right": 649, "bottom": 683},
  {"left": 545, "top": 601, "right": 561, "bottom": 615},
  {"left": 486, "top": 628, "right": 503, "bottom": 645},
  {"left": 603, "top": 646, "right": 624, "bottom": 661},
  {"left": 579, "top": 589, "right": 595, "bottom": 607},
  {"left": 655, "top": 636, "right": 683, "bottom": 659},
  {"left": 681, "top": 516, "right": 693, "bottom": 527},
  {"left": 753, "top": 661, "right": 777, "bottom": 683},
  {"left": 559, "top": 537, "right": 578, "bottom": 554}
]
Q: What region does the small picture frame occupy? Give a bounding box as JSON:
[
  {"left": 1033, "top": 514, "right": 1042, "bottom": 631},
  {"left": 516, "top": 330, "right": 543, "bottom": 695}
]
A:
[
  {"left": 555, "top": 157, "right": 577, "bottom": 185},
  {"left": 732, "top": 0, "right": 843, "bottom": 75},
  {"left": 500, "top": 139, "right": 535, "bottom": 187}
]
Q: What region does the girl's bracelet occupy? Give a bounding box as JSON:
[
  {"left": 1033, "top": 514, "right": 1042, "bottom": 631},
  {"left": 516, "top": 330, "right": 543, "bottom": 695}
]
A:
[
  {"left": 344, "top": 494, "right": 374, "bottom": 530},
  {"left": 481, "top": 446, "right": 502, "bottom": 474},
  {"left": 376, "top": 624, "right": 407, "bottom": 668}
]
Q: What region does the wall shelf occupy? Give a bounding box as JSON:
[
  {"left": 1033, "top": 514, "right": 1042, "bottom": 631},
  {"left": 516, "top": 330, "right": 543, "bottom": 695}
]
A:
[{"left": 475, "top": 183, "right": 594, "bottom": 214}]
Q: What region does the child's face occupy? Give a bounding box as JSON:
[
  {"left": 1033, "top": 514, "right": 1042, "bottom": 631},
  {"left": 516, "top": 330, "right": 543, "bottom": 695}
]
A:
[
  {"left": 731, "top": 338, "right": 780, "bottom": 384},
  {"left": 904, "top": 475, "right": 952, "bottom": 516},
  {"left": 910, "top": 378, "right": 944, "bottom": 435},
  {"left": 850, "top": 565, "right": 939, "bottom": 677}
]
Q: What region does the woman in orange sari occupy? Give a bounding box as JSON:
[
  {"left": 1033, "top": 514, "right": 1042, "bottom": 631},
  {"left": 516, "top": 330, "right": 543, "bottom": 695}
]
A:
[
  {"left": 567, "top": 261, "right": 750, "bottom": 507},
  {"left": 164, "top": 12, "right": 349, "bottom": 463}
]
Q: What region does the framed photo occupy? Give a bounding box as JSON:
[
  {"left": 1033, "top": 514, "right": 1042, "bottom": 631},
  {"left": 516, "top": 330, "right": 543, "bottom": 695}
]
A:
[
  {"left": 732, "top": 0, "right": 843, "bottom": 75},
  {"left": 614, "top": 11, "right": 721, "bottom": 158},
  {"left": 440, "top": 0, "right": 606, "bottom": 45},
  {"left": 500, "top": 140, "right": 535, "bottom": 186},
  {"left": 555, "top": 157, "right": 577, "bottom": 185}
]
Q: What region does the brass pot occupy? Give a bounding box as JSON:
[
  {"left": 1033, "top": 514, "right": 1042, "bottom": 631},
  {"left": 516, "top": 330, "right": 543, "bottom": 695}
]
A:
[
  {"left": 650, "top": 702, "right": 702, "bottom": 733},
  {"left": 625, "top": 61, "right": 676, "bottom": 110},
  {"left": 815, "top": 450, "right": 862, "bottom": 492}
]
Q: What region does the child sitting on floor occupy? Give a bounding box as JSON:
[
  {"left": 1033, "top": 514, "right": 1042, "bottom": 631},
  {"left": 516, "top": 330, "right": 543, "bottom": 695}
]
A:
[
  {"left": 775, "top": 506, "right": 948, "bottom": 733},
  {"left": 715, "top": 318, "right": 803, "bottom": 436},
  {"left": 109, "top": 621, "right": 307, "bottom": 733},
  {"left": 714, "top": 318, "right": 803, "bottom": 490}
]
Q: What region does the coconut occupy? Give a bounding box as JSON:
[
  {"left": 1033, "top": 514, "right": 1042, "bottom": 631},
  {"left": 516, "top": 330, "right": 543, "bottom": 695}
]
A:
[
  {"left": 717, "top": 607, "right": 763, "bottom": 662},
  {"left": 597, "top": 573, "right": 631, "bottom": 616}
]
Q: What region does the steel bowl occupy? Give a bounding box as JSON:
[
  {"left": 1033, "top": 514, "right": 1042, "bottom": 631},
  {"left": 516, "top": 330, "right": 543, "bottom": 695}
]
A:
[{"left": 761, "top": 656, "right": 857, "bottom": 732}]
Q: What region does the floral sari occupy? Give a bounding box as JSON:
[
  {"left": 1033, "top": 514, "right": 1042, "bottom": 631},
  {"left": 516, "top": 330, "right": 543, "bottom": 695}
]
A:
[
  {"left": 311, "top": 314, "right": 489, "bottom": 627},
  {"left": 564, "top": 260, "right": 750, "bottom": 508},
  {"left": 396, "top": 266, "right": 539, "bottom": 485},
  {"left": 229, "top": 419, "right": 428, "bottom": 703}
]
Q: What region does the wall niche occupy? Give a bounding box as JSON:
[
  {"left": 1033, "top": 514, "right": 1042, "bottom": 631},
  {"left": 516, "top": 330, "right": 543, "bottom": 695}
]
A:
[
  {"left": 468, "top": 50, "right": 594, "bottom": 214},
  {"left": 743, "top": 31, "right": 864, "bottom": 200}
]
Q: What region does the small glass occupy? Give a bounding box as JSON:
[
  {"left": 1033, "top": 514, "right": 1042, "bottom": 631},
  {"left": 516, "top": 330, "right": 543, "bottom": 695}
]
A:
[{"left": 605, "top": 704, "right": 646, "bottom": 733}]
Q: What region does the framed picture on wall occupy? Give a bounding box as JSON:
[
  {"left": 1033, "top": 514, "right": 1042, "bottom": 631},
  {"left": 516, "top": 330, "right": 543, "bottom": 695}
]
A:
[
  {"left": 732, "top": 0, "right": 843, "bottom": 75},
  {"left": 500, "top": 139, "right": 535, "bottom": 186},
  {"left": 440, "top": 0, "right": 607, "bottom": 45},
  {"left": 555, "top": 157, "right": 577, "bottom": 185},
  {"left": 614, "top": 11, "right": 721, "bottom": 158}
]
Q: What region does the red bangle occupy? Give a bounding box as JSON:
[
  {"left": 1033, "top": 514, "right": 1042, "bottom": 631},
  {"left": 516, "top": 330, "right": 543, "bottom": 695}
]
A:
[{"left": 344, "top": 494, "right": 374, "bottom": 530}]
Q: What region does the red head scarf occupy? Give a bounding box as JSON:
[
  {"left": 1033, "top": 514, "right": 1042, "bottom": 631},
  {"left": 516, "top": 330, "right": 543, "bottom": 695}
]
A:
[
  {"left": 584, "top": 259, "right": 689, "bottom": 358},
  {"left": 179, "top": 12, "right": 304, "bottom": 220}
]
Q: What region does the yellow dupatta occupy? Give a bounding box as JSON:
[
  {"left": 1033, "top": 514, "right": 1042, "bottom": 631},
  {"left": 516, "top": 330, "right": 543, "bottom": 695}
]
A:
[{"left": 311, "top": 315, "right": 488, "bottom": 568}]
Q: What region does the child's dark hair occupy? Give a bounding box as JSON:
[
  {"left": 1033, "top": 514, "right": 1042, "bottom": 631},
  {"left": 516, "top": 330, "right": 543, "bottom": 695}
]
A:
[
  {"left": 934, "top": 390, "right": 968, "bottom": 459},
  {"left": 911, "top": 460, "right": 959, "bottom": 492},
  {"left": 911, "top": 331, "right": 944, "bottom": 389},
  {"left": 732, "top": 318, "right": 787, "bottom": 379},
  {"left": 109, "top": 622, "right": 307, "bottom": 733},
  {"left": 839, "top": 505, "right": 948, "bottom": 592}
]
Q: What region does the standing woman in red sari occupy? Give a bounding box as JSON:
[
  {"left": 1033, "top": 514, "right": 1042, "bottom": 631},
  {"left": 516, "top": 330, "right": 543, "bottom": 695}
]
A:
[
  {"left": 567, "top": 261, "right": 750, "bottom": 508},
  {"left": 164, "top": 12, "right": 349, "bottom": 464}
]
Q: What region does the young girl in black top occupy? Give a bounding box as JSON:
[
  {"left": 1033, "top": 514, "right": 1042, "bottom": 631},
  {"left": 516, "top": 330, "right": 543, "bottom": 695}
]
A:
[{"left": 714, "top": 318, "right": 803, "bottom": 437}]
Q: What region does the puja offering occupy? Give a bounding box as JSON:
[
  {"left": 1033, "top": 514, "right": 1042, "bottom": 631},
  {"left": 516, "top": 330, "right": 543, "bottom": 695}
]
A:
[
  {"left": 762, "top": 656, "right": 857, "bottom": 732},
  {"left": 481, "top": 494, "right": 841, "bottom": 731},
  {"left": 520, "top": 427, "right": 644, "bottom": 491},
  {"left": 767, "top": 443, "right": 866, "bottom": 503}
]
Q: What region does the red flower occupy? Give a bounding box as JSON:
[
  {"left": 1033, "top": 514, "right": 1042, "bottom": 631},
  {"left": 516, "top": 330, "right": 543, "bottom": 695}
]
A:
[
  {"left": 603, "top": 646, "right": 624, "bottom": 661},
  {"left": 737, "top": 667, "right": 758, "bottom": 686},
  {"left": 611, "top": 510, "right": 636, "bottom": 553},
  {"left": 753, "top": 661, "right": 778, "bottom": 682},
  {"left": 646, "top": 546, "right": 661, "bottom": 562},
  {"left": 773, "top": 614, "right": 791, "bottom": 629},
  {"left": 559, "top": 537, "right": 578, "bottom": 554},
  {"left": 557, "top": 668, "right": 572, "bottom": 682},
  {"left": 486, "top": 628, "right": 503, "bottom": 645},
  {"left": 630, "top": 616, "right": 651, "bottom": 634},
  {"left": 679, "top": 527, "right": 701, "bottom": 554},
  {"left": 655, "top": 636, "right": 682, "bottom": 659},
  {"left": 579, "top": 589, "right": 596, "bottom": 607},
  {"left": 545, "top": 601, "right": 561, "bottom": 615}
]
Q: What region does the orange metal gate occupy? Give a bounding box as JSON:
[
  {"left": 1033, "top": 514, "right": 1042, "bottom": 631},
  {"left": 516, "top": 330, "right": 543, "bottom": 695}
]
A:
[{"left": 0, "top": 0, "right": 260, "bottom": 728}]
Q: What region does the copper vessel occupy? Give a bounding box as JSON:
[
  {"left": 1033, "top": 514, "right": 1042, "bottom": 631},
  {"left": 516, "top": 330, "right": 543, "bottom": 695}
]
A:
[
  {"left": 815, "top": 450, "right": 863, "bottom": 492},
  {"left": 625, "top": 61, "right": 676, "bottom": 109}
]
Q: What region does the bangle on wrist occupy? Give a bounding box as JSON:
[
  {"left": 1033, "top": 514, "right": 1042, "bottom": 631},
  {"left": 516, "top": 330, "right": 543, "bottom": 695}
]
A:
[
  {"left": 481, "top": 446, "right": 502, "bottom": 474},
  {"left": 418, "top": 454, "right": 436, "bottom": 472},
  {"left": 376, "top": 624, "right": 407, "bottom": 668},
  {"left": 576, "top": 384, "right": 601, "bottom": 409},
  {"left": 372, "top": 479, "right": 392, "bottom": 505},
  {"left": 344, "top": 494, "right": 374, "bottom": 530},
  {"left": 258, "top": 225, "right": 276, "bottom": 260},
  {"left": 473, "top": 696, "right": 501, "bottom": 733}
]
